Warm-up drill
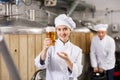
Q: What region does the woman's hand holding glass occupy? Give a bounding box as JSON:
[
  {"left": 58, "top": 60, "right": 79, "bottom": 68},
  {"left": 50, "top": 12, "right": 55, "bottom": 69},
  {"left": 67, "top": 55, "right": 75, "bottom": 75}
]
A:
[
  {"left": 40, "top": 38, "right": 52, "bottom": 61},
  {"left": 43, "top": 38, "right": 52, "bottom": 50}
]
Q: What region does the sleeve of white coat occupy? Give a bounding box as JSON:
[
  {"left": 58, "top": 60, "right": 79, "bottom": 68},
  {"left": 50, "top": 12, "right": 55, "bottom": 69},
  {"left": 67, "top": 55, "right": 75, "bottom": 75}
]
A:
[
  {"left": 34, "top": 48, "right": 51, "bottom": 69},
  {"left": 106, "top": 39, "right": 115, "bottom": 64},
  {"left": 34, "top": 54, "right": 46, "bottom": 69},
  {"left": 70, "top": 49, "right": 83, "bottom": 78},
  {"left": 90, "top": 38, "right": 98, "bottom": 68}
]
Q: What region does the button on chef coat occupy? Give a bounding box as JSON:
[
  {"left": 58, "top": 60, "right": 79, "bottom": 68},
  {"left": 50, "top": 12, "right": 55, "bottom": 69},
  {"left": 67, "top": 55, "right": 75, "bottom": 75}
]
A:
[
  {"left": 90, "top": 35, "right": 116, "bottom": 70},
  {"left": 35, "top": 39, "right": 83, "bottom": 80}
]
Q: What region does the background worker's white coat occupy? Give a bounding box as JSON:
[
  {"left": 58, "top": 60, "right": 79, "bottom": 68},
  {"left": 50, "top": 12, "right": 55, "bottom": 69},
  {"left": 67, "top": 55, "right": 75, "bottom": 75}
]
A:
[
  {"left": 35, "top": 39, "right": 83, "bottom": 80},
  {"left": 90, "top": 35, "right": 116, "bottom": 70}
]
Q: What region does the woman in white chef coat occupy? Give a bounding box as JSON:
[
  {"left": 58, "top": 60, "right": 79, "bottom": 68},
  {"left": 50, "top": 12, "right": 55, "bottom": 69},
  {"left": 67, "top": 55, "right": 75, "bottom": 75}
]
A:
[
  {"left": 34, "top": 14, "right": 83, "bottom": 80},
  {"left": 90, "top": 24, "right": 116, "bottom": 80}
]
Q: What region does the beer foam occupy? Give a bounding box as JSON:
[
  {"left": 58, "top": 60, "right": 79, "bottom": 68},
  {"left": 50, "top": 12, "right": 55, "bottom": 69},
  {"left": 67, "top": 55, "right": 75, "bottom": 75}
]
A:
[{"left": 46, "top": 27, "right": 55, "bottom": 32}]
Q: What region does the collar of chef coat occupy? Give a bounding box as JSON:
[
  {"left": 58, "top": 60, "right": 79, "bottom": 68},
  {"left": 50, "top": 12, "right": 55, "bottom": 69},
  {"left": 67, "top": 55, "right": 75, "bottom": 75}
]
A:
[
  {"left": 97, "top": 35, "right": 107, "bottom": 41},
  {"left": 55, "top": 39, "right": 71, "bottom": 52},
  {"left": 56, "top": 39, "right": 70, "bottom": 45}
]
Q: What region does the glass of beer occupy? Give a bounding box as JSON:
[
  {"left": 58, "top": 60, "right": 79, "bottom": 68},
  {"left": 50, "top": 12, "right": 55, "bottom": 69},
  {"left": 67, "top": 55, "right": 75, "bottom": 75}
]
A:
[{"left": 46, "top": 26, "right": 56, "bottom": 46}]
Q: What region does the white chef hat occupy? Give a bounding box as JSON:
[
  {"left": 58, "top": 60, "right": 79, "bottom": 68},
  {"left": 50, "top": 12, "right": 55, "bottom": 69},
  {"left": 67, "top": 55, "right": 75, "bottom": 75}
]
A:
[
  {"left": 55, "top": 14, "right": 76, "bottom": 30},
  {"left": 94, "top": 24, "right": 108, "bottom": 31}
]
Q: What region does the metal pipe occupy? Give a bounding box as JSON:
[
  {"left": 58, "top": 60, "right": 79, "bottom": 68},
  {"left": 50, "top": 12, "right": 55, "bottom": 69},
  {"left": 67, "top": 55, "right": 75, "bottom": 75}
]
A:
[
  {"left": 0, "top": 35, "right": 21, "bottom": 80},
  {"left": 9, "top": 3, "right": 12, "bottom": 17},
  {"left": 67, "top": 0, "right": 95, "bottom": 17},
  {"left": 5, "top": 3, "right": 12, "bottom": 18},
  {"left": 29, "top": 9, "right": 35, "bottom": 21},
  {"left": 67, "top": 0, "right": 79, "bottom": 17},
  {"left": 5, "top": 3, "right": 9, "bottom": 16}
]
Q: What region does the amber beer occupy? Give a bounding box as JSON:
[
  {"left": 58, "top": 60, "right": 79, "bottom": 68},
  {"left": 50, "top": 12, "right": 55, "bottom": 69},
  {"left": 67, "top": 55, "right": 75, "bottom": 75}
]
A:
[{"left": 46, "top": 27, "right": 56, "bottom": 46}]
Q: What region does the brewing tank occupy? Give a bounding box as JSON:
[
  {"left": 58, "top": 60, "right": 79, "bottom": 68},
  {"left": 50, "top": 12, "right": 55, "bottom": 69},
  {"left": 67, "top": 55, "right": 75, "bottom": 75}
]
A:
[{"left": 0, "top": 18, "right": 47, "bottom": 34}]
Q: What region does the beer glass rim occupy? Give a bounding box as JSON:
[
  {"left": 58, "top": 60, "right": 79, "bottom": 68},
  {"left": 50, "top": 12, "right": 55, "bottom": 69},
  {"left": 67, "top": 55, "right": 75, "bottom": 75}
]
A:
[{"left": 46, "top": 27, "right": 55, "bottom": 32}]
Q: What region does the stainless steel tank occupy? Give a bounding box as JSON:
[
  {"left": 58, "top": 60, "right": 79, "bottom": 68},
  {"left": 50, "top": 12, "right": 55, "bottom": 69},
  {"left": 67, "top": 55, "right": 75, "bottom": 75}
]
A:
[
  {"left": 0, "top": 18, "right": 47, "bottom": 34},
  {"left": 0, "top": 17, "right": 48, "bottom": 80}
]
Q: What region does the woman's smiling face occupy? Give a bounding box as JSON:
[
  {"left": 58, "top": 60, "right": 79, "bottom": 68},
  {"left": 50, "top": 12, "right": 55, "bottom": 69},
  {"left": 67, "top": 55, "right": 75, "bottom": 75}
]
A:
[{"left": 56, "top": 25, "right": 71, "bottom": 43}]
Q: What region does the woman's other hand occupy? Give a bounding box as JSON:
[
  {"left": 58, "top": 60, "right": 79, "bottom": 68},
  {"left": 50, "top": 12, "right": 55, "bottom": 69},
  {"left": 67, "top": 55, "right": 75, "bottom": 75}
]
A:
[{"left": 57, "top": 52, "right": 73, "bottom": 71}]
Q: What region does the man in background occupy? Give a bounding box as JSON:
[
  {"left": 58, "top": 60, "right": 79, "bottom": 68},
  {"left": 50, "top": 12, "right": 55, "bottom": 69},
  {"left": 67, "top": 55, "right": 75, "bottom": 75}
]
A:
[{"left": 90, "top": 24, "right": 116, "bottom": 80}]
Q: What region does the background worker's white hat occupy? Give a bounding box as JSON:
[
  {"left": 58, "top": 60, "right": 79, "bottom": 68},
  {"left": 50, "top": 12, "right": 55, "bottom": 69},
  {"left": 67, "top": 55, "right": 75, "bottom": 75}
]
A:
[
  {"left": 55, "top": 14, "right": 76, "bottom": 30},
  {"left": 94, "top": 24, "right": 108, "bottom": 31}
]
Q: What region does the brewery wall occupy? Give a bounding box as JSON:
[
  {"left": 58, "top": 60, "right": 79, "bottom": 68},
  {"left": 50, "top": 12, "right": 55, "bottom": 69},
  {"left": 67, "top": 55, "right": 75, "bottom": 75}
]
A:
[{"left": 0, "top": 34, "right": 46, "bottom": 80}]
